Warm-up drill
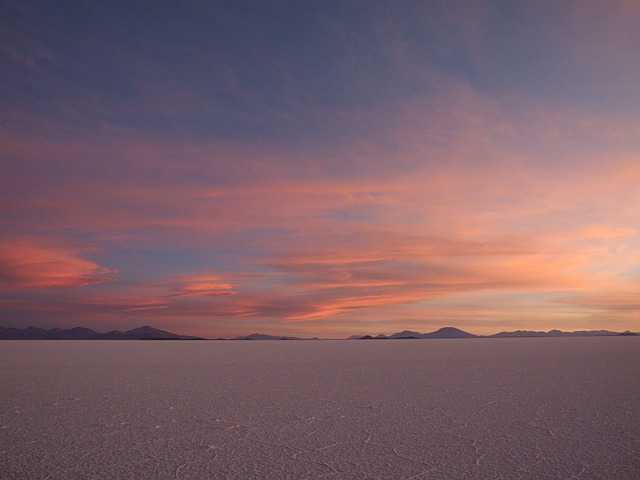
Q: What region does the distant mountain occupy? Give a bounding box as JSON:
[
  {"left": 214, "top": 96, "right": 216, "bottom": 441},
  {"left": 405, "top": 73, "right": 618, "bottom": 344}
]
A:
[
  {"left": 0, "top": 326, "right": 98, "bottom": 340},
  {"left": 424, "top": 327, "right": 478, "bottom": 338},
  {"left": 232, "top": 333, "right": 302, "bottom": 340},
  {"left": 489, "top": 329, "right": 621, "bottom": 338},
  {"left": 354, "top": 326, "right": 478, "bottom": 340},
  {"left": 350, "top": 326, "right": 631, "bottom": 340},
  {"left": 2, "top": 325, "right": 635, "bottom": 341},
  {"left": 103, "top": 326, "right": 204, "bottom": 340},
  {"left": 487, "top": 330, "right": 547, "bottom": 338},
  {"left": 0, "top": 325, "right": 204, "bottom": 340},
  {"left": 389, "top": 330, "right": 423, "bottom": 339},
  {"left": 52, "top": 326, "right": 102, "bottom": 339}
]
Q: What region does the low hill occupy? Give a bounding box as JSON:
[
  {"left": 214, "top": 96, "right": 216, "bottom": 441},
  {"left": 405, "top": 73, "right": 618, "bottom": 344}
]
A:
[{"left": 232, "top": 333, "right": 302, "bottom": 340}]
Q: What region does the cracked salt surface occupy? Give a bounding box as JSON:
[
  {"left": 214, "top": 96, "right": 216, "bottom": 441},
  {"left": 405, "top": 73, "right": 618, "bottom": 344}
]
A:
[{"left": 1, "top": 338, "right": 639, "bottom": 479}]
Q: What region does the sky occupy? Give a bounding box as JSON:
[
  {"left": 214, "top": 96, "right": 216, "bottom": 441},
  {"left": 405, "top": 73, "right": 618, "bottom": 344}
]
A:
[{"left": 1, "top": 1, "right": 639, "bottom": 338}]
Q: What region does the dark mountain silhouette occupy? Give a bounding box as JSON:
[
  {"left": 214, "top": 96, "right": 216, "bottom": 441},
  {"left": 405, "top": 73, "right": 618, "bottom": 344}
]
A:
[
  {"left": 2, "top": 325, "right": 635, "bottom": 341},
  {"left": 103, "top": 326, "right": 204, "bottom": 340},
  {"left": 489, "top": 329, "right": 620, "bottom": 338},
  {"left": 0, "top": 325, "right": 204, "bottom": 340},
  {"left": 487, "top": 330, "right": 547, "bottom": 338},
  {"left": 52, "top": 326, "right": 101, "bottom": 339},
  {"left": 349, "top": 333, "right": 389, "bottom": 339},
  {"left": 424, "top": 327, "right": 478, "bottom": 338},
  {"left": 232, "top": 333, "right": 302, "bottom": 340},
  {"left": 350, "top": 327, "right": 630, "bottom": 340},
  {"left": 354, "top": 327, "right": 478, "bottom": 340},
  {"left": 389, "top": 330, "right": 423, "bottom": 339}
]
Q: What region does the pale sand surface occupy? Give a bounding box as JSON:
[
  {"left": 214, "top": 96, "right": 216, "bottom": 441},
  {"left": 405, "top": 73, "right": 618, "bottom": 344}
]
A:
[{"left": 1, "top": 338, "right": 639, "bottom": 479}]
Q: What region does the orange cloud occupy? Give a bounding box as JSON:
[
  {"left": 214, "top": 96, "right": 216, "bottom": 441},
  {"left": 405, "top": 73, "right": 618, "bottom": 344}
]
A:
[
  {"left": 122, "top": 303, "right": 170, "bottom": 312},
  {"left": 169, "top": 274, "right": 238, "bottom": 297},
  {"left": 0, "top": 238, "right": 115, "bottom": 288}
]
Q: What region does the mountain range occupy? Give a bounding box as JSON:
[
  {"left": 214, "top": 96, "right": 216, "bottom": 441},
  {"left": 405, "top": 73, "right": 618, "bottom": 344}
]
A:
[
  {"left": 349, "top": 326, "right": 637, "bottom": 339},
  {"left": 0, "top": 325, "right": 636, "bottom": 340},
  {"left": 0, "top": 325, "right": 204, "bottom": 340}
]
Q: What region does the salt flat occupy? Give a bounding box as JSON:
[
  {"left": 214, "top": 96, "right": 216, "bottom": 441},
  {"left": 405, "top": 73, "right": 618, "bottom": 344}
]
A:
[{"left": 1, "top": 338, "right": 639, "bottom": 479}]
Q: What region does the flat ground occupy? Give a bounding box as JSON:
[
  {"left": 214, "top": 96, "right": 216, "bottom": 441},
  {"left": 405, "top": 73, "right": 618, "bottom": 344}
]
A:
[{"left": 1, "top": 338, "right": 639, "bottom": 479}]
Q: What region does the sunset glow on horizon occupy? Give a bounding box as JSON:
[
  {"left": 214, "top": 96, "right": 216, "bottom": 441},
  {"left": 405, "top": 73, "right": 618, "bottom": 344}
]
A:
[{"left": 2, "top": 1, "right": 639, "bottom": 338}]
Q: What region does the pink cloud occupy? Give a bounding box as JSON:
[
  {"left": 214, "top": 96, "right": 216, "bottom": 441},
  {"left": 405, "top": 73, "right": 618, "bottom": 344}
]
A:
[
  {"left": 0, "top": 238, "right": 115, "bottom": 289},
  {"left": 122, "top": 303, "right": 170, "bottom": 312},
  {"left": 165, "top": 274, "right": 238, "bottom": 297}
]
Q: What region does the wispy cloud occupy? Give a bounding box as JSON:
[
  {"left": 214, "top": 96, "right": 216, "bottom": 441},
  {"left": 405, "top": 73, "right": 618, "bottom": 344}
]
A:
[
  {"left": 121, "top": 303, "right": 169, "bottom": 312},
  {"left": 169, "top": 274, "right": 237, "bottom": 297}
]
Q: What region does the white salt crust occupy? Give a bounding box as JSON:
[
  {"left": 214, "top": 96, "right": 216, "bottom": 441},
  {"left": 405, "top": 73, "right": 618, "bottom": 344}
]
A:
[{"left": 1, "top": 337, "right": 639, "bottom": 479}]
